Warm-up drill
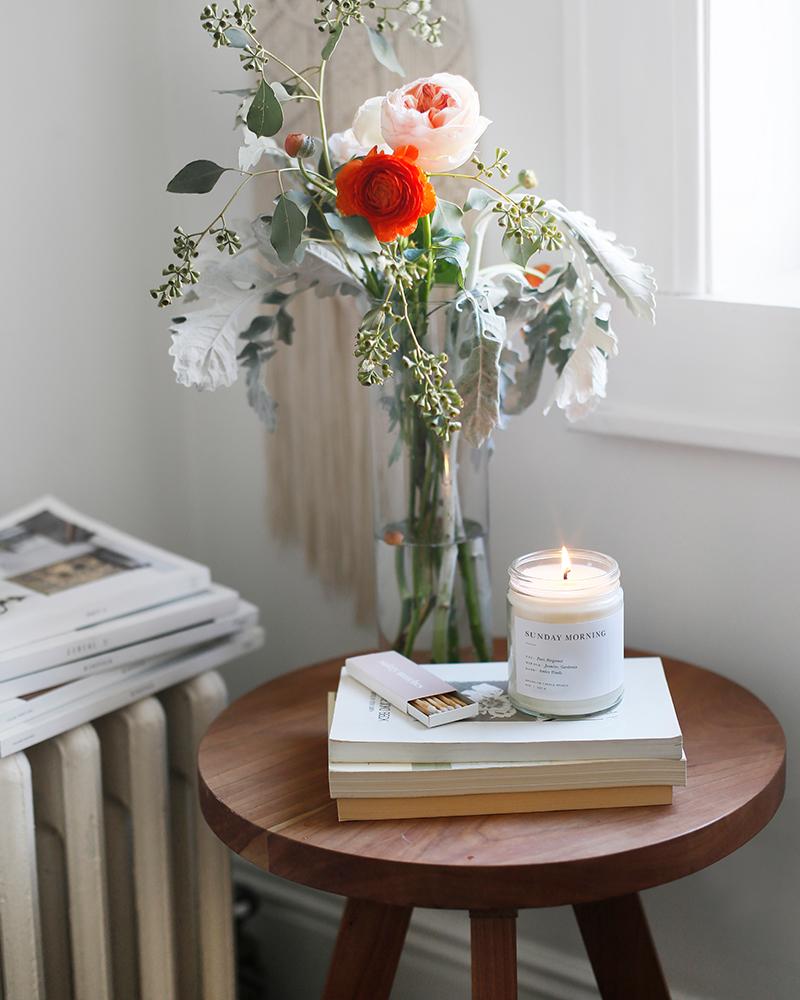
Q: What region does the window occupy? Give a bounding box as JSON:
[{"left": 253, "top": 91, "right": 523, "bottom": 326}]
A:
[
  {"left": 708, "top": 0, "right": 800, "bottom": 306},
  {"left": 559, "top": 0, "right": 800, "bottom": 459}
]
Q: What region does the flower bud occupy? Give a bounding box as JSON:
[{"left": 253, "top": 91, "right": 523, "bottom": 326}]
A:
[
  {"left": 518, "top": 168, "right": 538, "bottom": 189},
  {"left": 284, "top": 132, "right": 320, "bottom": 159}
]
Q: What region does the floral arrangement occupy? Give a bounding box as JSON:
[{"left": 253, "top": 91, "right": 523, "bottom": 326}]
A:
[
  {"left": 151, "top": 0, "right": 655, "bottom": 441},
  {"left": 151, "top": 1, "right": 656, "bottom": 661}
]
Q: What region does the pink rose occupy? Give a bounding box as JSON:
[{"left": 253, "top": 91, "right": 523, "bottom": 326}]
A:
[
  {"left": 380, "top": 73, "right": 490, "bottom": 172},
  {"left": 328, "top": 96, "right": 389, "bottom": 164}
]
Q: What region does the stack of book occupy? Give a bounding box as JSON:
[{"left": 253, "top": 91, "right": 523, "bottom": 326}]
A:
[
  {"left": 0, "top": 497, "right": 263, "bottom": 756},
  {"left": 328, "top": 658, "right": 686, "bottom": 821}
]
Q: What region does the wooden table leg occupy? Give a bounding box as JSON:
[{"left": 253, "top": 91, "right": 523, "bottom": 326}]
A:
[
  {"left": 322, "top": 898, "right": 412, "bottom": 1000},
  {"left": 470, "top": 909, "right": 518, "bottom": 1000},
  {"left": 573, "top": 893, "right": 670, "bottom": 999}
]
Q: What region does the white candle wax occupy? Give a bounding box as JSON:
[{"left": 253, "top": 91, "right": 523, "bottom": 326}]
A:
[{"left": 507, "top": 549, "right": 624, "bottom": 717}]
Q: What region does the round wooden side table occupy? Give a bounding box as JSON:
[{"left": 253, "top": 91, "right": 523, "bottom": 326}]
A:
[{"left": 198, "top": 646, "right": 785, "bottom": 1000}]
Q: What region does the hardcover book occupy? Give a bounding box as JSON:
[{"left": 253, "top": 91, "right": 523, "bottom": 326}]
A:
[{"left": 329, "top": 658, "right": 683, "bottom": 764}]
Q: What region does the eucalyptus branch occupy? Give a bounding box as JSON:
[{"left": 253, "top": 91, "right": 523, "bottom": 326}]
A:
[{"left": 151, "top": 166, "right": 303, "bottom": 307}]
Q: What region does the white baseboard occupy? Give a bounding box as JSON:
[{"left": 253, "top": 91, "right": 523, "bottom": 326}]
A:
[{"left": 233, "top": 860, "right": 709, "bottom": 1000}]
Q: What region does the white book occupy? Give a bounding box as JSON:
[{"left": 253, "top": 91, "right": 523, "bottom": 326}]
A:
[
  {"left": 329, "top": 753, "right": 688, "bottom": 798},
  {"left": 0, "top": 601, "right": 259, "bottom": 722},
  {"left": 0, "top": 584, "right": 239, "bottom": 683},
  {"left": 0, "top": 625, "right": 264, "bottom": 757},
  {"left": 0, "top": 497, "right": 210, "bottom": 652},
  {"left": 328, "top": 658, "right": 683, "bottom": 764}
]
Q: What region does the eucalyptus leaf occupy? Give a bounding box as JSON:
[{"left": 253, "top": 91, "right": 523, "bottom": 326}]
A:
[
  {"left": 247, "top": 79, "right": 284, "bottom": 138},
  {"left": 224, "top": 27, "right": 248, "bottom": 47},
  {"left": 166, "top": 160, "right": 227, "bottom": 194},
  {"left": 270, "top": 195, "right": 307, "bottom": 264},
  {"left": 366, "top": 26, "right": 405, "bottom": 74},
  {"left": 463, "top": 188, "right": 495, "bottom": 213},
  {"left": 321, "top": 23, "right": 343, "bottom": 59},
  {"left": 325, "top": 212, "right": 381, "bottom": 255},
  {"left": 502, "top": 231, "right": 538, "bottom": 267}
]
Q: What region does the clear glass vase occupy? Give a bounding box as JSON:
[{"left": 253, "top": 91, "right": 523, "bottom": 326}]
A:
[{"left": 369, "top": 294, "right": 493, "bottom": 662}]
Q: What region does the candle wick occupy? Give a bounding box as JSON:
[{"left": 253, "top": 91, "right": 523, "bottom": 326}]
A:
[{"left": 563, "top": 568, "right": 570, "bottom": 581}]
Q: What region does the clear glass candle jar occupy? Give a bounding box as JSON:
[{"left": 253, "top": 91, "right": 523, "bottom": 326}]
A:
[{"left": 507, "top": 549, "right": 624, "bottom": 717}]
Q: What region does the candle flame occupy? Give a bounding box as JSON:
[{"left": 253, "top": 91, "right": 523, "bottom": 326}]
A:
[{"left": 561, "top": 545, "right": 572, "bottom": 581}]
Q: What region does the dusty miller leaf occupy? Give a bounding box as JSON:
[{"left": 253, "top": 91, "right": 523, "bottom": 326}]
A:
[
  {"left": 245, "top": 359, "right": 278, "bottom": 430},
  {"left": 454, "top": 293, "right": 506, "bottom": 447},
  {"left": 463, "top": 188, "right": 495, "bottom": 213},
  {"left": 546, "top": 200, "right": 656, "bottom": 321}
]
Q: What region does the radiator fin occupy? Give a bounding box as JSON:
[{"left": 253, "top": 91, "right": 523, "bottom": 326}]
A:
[
  {"left": 0, "top": 670, "right": 233, "bottom": 1000},
  {"left": 28, "top": 725, "right": 113, "bottom": 1000}
]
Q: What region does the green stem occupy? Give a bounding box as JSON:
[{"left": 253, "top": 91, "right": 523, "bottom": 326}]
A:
[
  {"left": 457, "top": 532, "right": 492, "bottom": 661},
  {"left": 317, "top": 59, "right": 333, "bottom": 179}
]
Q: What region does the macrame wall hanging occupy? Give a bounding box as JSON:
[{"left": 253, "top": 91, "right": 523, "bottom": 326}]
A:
[{"left": 260, "top": 1, "right": 474, "bottom": 623}]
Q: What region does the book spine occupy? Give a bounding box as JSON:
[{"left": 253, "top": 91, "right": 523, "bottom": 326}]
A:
[
  {"left": 0, "top": 586, "right": 240, "bottom": 681},
  {"left": 0, "top": 626, "right": 264, "bottom": 757},
  {"left": 327, "top": 740, "right": 684, "bottom": 764}
]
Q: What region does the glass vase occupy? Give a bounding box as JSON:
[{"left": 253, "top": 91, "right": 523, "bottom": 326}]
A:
[{"left": 369, "top": 295, "right": 493, "bottom": 662}]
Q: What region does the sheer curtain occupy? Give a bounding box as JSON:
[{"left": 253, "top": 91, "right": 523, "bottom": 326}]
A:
[{"left": 260, "top": 2, "right": 474, "bottom": 622}]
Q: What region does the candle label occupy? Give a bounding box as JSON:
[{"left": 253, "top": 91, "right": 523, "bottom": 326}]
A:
[{"left": 511, "top": 608, "right": 624, "bottom": 702}]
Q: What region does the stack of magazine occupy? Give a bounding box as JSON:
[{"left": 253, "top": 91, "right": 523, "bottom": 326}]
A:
[
  {"left": 0, "top": 497, "right": 263, "bottom": 756},
  {"left": 328, "top": 659, "right": 686, "bottom": 821}
]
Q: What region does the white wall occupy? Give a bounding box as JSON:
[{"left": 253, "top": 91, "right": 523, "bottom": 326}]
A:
[
  {"left": 0, "top": 0, "right": 374, "bottom": 699},
  {"left": 1, "top": 2, "right": 797, "bottom": 998}
]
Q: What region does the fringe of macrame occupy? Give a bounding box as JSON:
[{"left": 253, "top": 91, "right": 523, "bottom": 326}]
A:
[{"left": 261, "top": 1, "right": 474, "bottom": 626}]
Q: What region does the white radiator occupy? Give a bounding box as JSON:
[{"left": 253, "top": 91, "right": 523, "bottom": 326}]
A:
[{"left": 0, "top": 671, "right": 235, "bottom": 1000}]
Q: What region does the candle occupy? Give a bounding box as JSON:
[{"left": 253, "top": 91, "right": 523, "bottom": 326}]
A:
[{"left": 507, "top": 547, "right": 624, "bottom": 717}]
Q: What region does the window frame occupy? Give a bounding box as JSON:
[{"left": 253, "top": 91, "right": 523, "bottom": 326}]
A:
[{"left": 560, "top": 0, "right": 800, "bottom": 460}]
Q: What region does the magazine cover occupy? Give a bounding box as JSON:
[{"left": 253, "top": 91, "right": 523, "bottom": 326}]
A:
[{"left": 0, "top": 497, "right": 210, "bottom": 652}]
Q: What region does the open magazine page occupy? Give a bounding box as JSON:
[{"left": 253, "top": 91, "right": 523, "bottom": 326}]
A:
[{"left": 0, "top": 496, "right": 209, "bottom": 652}]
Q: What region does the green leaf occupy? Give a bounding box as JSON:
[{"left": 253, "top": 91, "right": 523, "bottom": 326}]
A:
[
  {"left": 321, "top": 23, "right": 343, "bottom": 59},
  {"left": 276, "top": 308, "right": 294, "bottom": 344},
  {"left": 366, "top": 26, "right": 405, "bottom": 74},
  {"left": 325, "top": 212, "right": 381, "bottom": 255},
  {"left": 240, "top": 315, "right": 274, "bottom": 340},
  {"left": 270, "top": 195, "right": 307, "bottom": 264},
  {"left": 224, "top": 27, "right": 248, "bottom": 47},
  {"left": 463, "top": 188, "right": 495, "bottom": 213},
  {"left": 246, "top": 79, "right": 283, "bottom": 138},
  {"left": 166, "top": 160, "right": 227, "bottom": 194},
  {"left": 502, "top": 231, "right": 539, "bottom": 267},
  {"left": 431, "top": 200, "right": 465, "bottom": 239}
]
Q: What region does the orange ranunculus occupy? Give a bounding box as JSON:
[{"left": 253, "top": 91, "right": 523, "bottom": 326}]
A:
[
  {"left": 524, "top": 262, "right": 551, "bottom": 288},
  {"left": 335, "top": 144, "right": 436, "bottom": 244}
]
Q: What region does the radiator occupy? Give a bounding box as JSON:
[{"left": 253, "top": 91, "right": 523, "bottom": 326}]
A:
[{"left": 0, "top": 671, "right": 235, "bottom": 1000}]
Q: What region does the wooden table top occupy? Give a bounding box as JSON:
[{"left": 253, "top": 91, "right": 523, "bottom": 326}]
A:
[{"left": 198, "top": 645, "right": 786, "bottom": 909}]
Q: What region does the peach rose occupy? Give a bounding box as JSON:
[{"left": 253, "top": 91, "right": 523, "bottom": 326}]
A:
[{"left": 380, "top": 73, "right": 490, "bottom": 172}]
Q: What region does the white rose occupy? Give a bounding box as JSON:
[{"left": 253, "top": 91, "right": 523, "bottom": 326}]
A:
[
  {"left": 380, "top": 73, "right": 490, "bottom": 172},
  {"left": 328, "top": 96, "right": 389, "bottom": 164}
]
